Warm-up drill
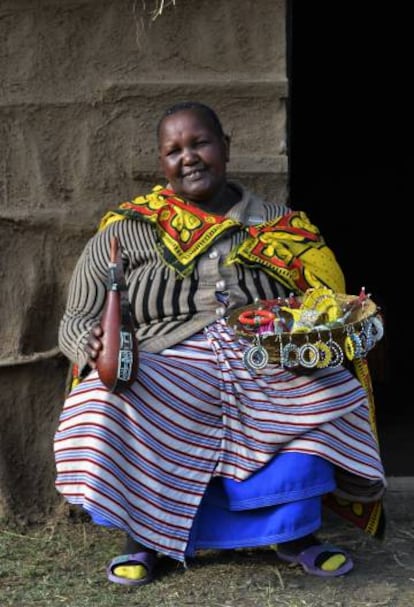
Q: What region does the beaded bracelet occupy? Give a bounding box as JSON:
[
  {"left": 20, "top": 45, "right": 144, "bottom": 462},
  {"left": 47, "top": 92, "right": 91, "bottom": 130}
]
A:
[{"left": 238, "top": 309, "right": 276, "bottom": 327}]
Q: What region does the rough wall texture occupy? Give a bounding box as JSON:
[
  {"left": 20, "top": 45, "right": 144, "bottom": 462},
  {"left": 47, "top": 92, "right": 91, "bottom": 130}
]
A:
[{"left": 0, "top": 0, "right": 288, "bottom": 519}]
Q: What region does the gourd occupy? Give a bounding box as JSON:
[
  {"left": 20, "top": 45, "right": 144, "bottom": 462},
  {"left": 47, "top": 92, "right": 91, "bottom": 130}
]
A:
[{"left": 96, "top": 236, "right": 139, "bottom": 392}]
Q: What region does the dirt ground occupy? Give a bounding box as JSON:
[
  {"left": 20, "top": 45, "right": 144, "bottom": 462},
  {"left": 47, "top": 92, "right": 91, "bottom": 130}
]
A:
[
  {"left": 1, "top": 492, "right": 414, "bottom": 607},
  {"left": 135, "top": 514, "right": 414, "bottom": 607}
]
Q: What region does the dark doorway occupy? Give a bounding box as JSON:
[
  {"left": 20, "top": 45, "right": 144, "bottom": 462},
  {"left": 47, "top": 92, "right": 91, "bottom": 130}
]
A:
[{"left": 288, "top": 2, "right": 413, "bottom": 475}]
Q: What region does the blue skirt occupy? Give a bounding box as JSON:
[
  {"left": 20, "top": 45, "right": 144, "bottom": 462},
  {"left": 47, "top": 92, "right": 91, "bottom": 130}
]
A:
[{"left": 186, "top": 452, "right": 335, "bottom": 556}]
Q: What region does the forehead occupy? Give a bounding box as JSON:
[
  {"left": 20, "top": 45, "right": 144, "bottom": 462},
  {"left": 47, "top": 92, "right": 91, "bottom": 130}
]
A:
[{"left": 159, "top": 109, "right": 219, "bottom": 141}]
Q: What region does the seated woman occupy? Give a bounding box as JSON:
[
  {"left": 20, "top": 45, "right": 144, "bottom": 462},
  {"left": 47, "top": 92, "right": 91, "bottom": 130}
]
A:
[{"left": 54, "top": 101, "right": 386, "bottom": 585}]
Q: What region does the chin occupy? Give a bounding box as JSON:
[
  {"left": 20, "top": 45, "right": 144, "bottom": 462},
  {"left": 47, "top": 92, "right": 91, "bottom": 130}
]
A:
[{"left": 178, "top": 189, "right": 211, "bottom": 203}]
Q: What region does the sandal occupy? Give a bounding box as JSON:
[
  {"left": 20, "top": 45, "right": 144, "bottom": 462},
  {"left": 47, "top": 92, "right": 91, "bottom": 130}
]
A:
[
  {"left": 276, "top": 543, "right": 354, "bottom": 577},
  {"left": 106, "top": 551, "right": 156, "bottom": 586}
]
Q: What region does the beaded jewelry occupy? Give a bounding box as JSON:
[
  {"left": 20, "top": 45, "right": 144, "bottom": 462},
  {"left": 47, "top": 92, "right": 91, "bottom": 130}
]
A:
[
  {"left": 360, "top": 319, "right": 375, "bottom": 353},
  {"left": 281, "top": 339, "right": 300, "bottom": 368},
  {"left": 230, "top": 288, "right": 383, "bottom": 372},
  {"left": 344, "top": 325, "right": 358, "bottom": 361},
  {"left": 298, "top": 339, "right": 320, "bottom": 368},
  {"left": 238, "top": 308, "right": 276, "bottom": 328},
  {"left": 370, "top": 315, "right": 384, "bottom": 343},
  {"left": 349, "top": 330, "right": 364, "bottom": 359},
  {"left": 243, "top": 335, "right": 269, "bottom": 372},
  {"left": 344, "top": 334, "right": 356, "bottom": 361},
  {"left": 315, "top": 338, "right": 332, "bottom": 368},
  {"left": 327, "top": 334, "right": 344, "bottom": 367}
]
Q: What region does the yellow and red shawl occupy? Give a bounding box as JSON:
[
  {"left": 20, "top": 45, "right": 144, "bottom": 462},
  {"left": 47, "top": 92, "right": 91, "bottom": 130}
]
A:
[{"left": 100, "top": 185, "right": 345, "bottom": 294}]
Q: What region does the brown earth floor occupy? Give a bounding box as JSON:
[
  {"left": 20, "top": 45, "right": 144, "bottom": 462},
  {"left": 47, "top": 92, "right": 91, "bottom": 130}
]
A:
[
  {"left": 138, "top": 485, "right": 414, "bottom": 607},
  {"left": 1, "top": 484, "right": 413, "bottom": 606}
]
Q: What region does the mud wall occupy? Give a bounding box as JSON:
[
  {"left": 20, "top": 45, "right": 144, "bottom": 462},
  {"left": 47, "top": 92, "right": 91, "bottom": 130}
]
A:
[{"left": 0, "top": 0, "right": 288, "bottom": 519}]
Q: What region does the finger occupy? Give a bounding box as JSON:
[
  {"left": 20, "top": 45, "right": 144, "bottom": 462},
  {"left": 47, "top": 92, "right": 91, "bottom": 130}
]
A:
[
  {"left": 87, "top": 341, "right": 102, "bottom": 357},
  {"left": 91, "top": 323, "right": 103, "bottom": 337}
]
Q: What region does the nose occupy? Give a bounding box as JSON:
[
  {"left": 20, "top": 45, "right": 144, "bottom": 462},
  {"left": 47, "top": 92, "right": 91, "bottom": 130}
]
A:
[{"left": 182, "top": 146, "right": 198, "bottom": 164}]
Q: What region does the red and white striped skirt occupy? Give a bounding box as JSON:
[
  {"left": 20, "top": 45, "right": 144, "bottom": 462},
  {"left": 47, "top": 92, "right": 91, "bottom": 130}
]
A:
[{"left": 54, "top": 320, "right": 385, "bottom": 561}]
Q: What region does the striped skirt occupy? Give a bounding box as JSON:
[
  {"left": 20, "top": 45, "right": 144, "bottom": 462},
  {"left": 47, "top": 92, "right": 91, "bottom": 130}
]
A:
[{"left": 54, "top": 320, "right": 385, "bottom": 562}]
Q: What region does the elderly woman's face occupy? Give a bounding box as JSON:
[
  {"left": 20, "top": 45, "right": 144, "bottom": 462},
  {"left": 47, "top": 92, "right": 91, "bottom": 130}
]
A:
[{"left": 158, "top": 109, "right": 229, "bottom": 206}]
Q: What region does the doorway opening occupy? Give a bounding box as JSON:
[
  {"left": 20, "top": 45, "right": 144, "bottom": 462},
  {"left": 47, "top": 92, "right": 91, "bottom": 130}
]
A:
[{"left": 287, "top": 2, "right": 413, "bottom": 475}]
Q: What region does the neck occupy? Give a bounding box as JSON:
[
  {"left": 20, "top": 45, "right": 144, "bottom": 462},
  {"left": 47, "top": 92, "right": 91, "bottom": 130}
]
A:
[{"left": 180, "top": 183, "right": 241, "bottom": 216}]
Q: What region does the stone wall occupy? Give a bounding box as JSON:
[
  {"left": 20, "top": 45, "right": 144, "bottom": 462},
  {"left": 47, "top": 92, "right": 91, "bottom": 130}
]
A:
[{"left": 0, "top": 0, "right": 288, "bottom": 519}]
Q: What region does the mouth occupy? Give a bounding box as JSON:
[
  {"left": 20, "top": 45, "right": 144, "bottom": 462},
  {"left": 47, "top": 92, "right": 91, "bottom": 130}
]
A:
[{"left": 182, "top": 168, "right": 206, "bottom": 181}]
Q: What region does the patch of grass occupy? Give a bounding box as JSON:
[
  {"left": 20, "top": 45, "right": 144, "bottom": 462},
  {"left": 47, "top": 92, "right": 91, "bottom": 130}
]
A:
[
  {"left": 0, "top": 518, "right": 290, "bottom": 606},
  {"left": 0, "top": 517, "right": 126, "bottom": 606},
  {"left": 1, "top": 514, "right": 414, "bottom": 606}
]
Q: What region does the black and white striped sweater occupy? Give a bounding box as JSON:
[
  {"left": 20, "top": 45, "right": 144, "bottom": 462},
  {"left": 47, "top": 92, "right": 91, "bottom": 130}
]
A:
[{"left": 58, "top": 183, "right": 290, "bottom": 370}]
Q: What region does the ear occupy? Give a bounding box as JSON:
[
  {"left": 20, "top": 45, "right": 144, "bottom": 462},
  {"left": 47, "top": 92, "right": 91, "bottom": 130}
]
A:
[{"left": 223, "top": 134, "right": 231, "bottom": 162}]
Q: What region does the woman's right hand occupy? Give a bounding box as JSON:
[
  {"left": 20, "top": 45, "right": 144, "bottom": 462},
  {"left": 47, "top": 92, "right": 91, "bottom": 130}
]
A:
[{"left": 85, "top": 323, "right": 104, "bottom": 369}]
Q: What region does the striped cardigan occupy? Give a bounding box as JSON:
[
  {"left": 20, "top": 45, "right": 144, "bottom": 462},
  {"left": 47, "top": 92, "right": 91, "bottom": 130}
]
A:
[{"left": 58, "top": 183, "right": 290, "bottom": 370}]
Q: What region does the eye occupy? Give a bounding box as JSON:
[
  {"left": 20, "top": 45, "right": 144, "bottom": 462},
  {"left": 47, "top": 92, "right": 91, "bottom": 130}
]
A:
[{"left": 165, "top": 147, "right": 179, "bottom": 156}]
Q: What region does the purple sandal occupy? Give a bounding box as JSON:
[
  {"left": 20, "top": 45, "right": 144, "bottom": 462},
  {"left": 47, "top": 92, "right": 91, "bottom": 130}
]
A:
[
  {"left": 106, "top": 551, "right": 157, "bottom": 586},
  {"left": 276, "top": 543, "right": 354, "bottom": 577}
]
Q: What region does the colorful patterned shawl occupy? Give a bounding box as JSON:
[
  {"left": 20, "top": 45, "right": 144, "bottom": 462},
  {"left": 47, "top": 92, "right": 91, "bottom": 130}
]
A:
[{"left": 99, "top": 185, "right": 345, "bottom": 294}]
